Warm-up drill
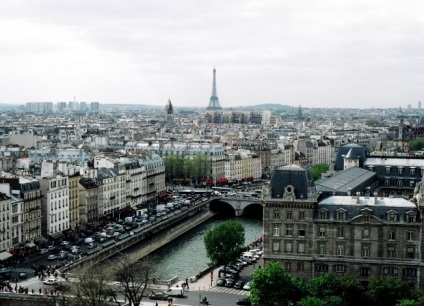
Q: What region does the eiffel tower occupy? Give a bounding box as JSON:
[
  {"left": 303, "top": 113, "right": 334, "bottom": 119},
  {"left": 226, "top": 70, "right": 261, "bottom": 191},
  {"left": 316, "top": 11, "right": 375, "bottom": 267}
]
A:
[{"left": 206, "top": 67, "right": 222, "bottom": 110}]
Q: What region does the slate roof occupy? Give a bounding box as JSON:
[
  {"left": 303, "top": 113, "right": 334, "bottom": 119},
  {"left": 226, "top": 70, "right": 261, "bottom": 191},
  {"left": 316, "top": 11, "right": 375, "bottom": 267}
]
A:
[
  {"left": 318, "top": 195, "right": 419, "bottom": 222},
  {"left": 315, "top": 167, "right": 377, "bottom": 194},
  {"left": 334, "top": 144, "right": 367, "bottom": 171},
  {"left": 270, "top": 164, "right": 315, "bottom": 199}
]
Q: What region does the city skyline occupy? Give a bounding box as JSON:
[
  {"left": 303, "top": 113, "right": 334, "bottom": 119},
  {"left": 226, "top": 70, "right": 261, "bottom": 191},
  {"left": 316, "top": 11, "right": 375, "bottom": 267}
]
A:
[{"left": 0, "top": 1, "right": 423, "bottom": 109}]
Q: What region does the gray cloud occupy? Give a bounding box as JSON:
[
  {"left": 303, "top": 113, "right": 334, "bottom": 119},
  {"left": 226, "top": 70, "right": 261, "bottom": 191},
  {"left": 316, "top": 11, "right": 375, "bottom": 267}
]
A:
[{"left": 0, "top": 0, "right": 423, "bottom": 108}]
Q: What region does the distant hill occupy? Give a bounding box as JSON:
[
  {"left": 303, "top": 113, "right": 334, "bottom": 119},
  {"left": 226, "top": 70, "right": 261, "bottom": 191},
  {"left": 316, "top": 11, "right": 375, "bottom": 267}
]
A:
[{"left": 226, "top": 103, "right": 297, "bottom": 111}]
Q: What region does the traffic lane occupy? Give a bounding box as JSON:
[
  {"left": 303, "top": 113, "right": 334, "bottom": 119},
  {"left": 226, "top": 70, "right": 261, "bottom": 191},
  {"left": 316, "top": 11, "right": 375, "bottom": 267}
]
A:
[{"left": 184, "top": 290, "right": 246, "bottom": 306}]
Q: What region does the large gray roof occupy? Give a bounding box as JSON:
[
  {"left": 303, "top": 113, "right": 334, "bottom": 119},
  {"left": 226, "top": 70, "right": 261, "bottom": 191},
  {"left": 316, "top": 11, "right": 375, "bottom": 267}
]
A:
[{"left": 316, "top": 167, "right": 377, "bottom": 194}]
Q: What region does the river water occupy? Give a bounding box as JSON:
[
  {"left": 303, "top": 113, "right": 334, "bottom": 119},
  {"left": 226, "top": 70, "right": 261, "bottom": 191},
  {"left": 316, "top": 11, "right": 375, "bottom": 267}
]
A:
[{"left": 150, "top": 216, "right": 263, "bottom": 280}]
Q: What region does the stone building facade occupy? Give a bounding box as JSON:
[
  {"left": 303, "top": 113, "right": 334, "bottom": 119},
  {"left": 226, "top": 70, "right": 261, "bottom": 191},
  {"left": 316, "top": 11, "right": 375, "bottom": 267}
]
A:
[{"left": 263, "top": 164, "right": 424, "bottom": 286}]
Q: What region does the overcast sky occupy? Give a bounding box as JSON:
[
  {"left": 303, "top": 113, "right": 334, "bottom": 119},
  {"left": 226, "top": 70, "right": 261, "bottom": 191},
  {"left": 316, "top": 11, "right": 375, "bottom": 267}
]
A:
[{"left": 1, "top": 0, "right": 423, "bottom": 109}]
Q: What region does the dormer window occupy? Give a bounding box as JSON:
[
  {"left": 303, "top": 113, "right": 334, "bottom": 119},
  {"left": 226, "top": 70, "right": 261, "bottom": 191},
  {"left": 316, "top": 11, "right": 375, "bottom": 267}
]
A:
[
  {"left": 387, "top": 211, "right": 397, "bottom": 222},
  {"left": 319, "top": 209, "right": 328, "bottom": 219},
  {"left": 398, "top": 167, "right": 403, "bottom": 175},
  {"left": 410, "top": 168, "right": 416, "bottom": 176},
  {"left": 337, "top": 209, "right": 346, "bottom": 220},
  {"left": 386, "top": 167, "right": 391, "bottom": 175},
  {"left": 406, "top": 212, "right": 416, "bottom": 223}
]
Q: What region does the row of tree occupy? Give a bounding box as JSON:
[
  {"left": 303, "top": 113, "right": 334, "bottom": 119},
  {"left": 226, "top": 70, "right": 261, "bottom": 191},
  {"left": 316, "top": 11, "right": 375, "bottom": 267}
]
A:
[
  {"left": 163, "top": 154, "right": 211, "bottom": 185},
  {"left": 251, "top": 262, "right": 424, "bottom": 306}
]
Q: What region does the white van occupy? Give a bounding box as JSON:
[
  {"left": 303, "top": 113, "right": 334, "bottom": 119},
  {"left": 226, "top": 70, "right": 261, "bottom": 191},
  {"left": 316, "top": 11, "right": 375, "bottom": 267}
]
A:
[
  {"left": 166, "top": 286, "right": 184, "bottom": 297},
  {"left": 242, "top": 253, "right": 257, "bottom": 263}
]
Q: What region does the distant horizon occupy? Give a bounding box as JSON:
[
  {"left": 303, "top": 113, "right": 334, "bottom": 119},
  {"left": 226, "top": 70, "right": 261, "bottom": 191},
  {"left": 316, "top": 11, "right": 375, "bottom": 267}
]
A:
[{"left": 0, "top": 101, "right": 419, "bottom": 110}]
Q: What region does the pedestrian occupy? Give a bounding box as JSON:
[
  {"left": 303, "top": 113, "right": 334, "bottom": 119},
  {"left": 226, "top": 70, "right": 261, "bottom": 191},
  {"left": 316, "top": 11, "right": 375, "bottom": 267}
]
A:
[
  {"left": 155, "top": 302, "right": 158, "bottom": 306},
  {"left": 39, "top": 288, "right": 42, "bottom": 295}
]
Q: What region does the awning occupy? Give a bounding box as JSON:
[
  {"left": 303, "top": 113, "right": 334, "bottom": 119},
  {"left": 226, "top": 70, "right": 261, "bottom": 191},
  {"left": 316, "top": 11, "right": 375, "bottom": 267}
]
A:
[
  {"left": 0, "top": 251, "right": 12, "bottom": 261},
  {"left": 25, "top": 242, "right": 36, "bottom": 248},
  {"left": 132, "top": 206, "right": 138, "bottom": 211},
  {"left": 50, "top": 232, "right": 64, "bottom": 240}
]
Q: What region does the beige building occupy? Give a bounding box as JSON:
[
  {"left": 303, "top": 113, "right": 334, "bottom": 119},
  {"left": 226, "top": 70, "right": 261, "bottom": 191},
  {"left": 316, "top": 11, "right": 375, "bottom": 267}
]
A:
[{"left": 263, "top": 164, "right": 424, "bottom": 286}]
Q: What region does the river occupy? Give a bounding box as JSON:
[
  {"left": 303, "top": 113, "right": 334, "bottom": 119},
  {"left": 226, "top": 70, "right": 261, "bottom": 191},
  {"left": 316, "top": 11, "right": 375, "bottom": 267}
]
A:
[{"left": 149, "top": 216, "right": 263, "bottom": 280}]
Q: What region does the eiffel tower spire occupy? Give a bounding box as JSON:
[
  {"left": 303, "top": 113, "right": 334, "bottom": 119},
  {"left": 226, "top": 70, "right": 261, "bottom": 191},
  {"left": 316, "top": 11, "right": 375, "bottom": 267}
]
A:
[{"left": 206, "top": 67, "right": 222, "bottom": 110}]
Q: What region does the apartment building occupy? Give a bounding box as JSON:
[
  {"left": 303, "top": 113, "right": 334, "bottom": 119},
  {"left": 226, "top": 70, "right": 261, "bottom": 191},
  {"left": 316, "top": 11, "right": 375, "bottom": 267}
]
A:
[
  {"left": 39, "top": 175, "right": 70, "bottom": 238},
  {"left": 262, "top": 164, "right": 424, "bottom": 286},
  {"left": 78, "top": 177, "right": 98, "bottom": 223}
]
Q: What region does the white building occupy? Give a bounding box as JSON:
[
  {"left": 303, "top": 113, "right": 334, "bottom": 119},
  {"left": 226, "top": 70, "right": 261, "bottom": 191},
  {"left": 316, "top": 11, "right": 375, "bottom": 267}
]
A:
[
  {"left": 0, "top": 192, "right": 11, "bottom": 252},
  {"left": 39, "top": 175, "right": 70, "bottom": 239}
]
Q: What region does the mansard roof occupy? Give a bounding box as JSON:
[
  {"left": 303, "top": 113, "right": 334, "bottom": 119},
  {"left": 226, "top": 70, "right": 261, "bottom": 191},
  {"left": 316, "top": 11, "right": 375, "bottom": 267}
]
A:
[{"left": 269, "top": 164, "right": 316, "bottom": 200}]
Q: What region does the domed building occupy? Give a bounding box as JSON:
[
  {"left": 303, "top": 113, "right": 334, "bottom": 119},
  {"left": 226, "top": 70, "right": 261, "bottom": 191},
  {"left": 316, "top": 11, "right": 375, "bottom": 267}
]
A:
[{"left": 262, "top": 164, "right": 422, "bottom": 286}]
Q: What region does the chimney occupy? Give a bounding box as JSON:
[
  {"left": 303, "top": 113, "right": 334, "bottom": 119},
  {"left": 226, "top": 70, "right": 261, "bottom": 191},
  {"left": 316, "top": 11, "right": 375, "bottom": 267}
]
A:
[
  {"left": 374, "top": 192, "right": 378, "bottom": 204},
  {"left": 356, "top": 192, "right": 360, "bottom": 204}
]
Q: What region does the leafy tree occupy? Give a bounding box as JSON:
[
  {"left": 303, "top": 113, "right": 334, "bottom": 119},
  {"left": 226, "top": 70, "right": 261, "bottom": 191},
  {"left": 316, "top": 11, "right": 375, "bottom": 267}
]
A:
[
  {"left": 250, "top": 262, "right": 304, "bottom": 306},
  {"left": 310, "top": 164, "right": 329, "bottom": 181},
  {"left": 111, "top": 255, "right": 155, "bottom": 306},
  {"left": 396, "top": 300, "right": 420, "bottom": 306},
  {"left": 204, "top": 220, "right": 245, "bottom": 268},
  {"left": 307, "top": 273, "right": 338, "bottom": 298},
  {"left": 409, "top": 139, "right": 424, "bottom": 151},
  {"left": 368, "top": 277, "right": 414, "bottom": 306},
  {"left": 299, "top": 296, "right": 342, "bottom": 306},
  {"left": 337, "top": 276, "right": 368, "bottom": 306},
  {"left": 365, "top": 119, "right": 381, "bottom": 127}
]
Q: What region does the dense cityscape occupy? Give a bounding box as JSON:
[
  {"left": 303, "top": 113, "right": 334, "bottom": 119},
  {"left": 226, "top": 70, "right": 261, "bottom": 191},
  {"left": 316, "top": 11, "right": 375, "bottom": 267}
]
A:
[{"left": 0, "top": 75, "right": 424, "bottom": 304}]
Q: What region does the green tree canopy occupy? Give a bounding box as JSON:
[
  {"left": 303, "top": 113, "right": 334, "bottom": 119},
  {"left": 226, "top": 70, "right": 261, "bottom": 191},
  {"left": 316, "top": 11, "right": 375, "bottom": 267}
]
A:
[
  {"left": 409, "top": 139, "right": 424, "bottom": 151},
  {"left": 368, "top": 277, "right": 414, "bottom": 306},
  {"left": 250, "top": 262, "right": 306, "bottom": 306},
  {"left": 203, "top": 220, "right": 245, "bottom": 268},
  {"left": 310, "top": 164, "right": 329, "bottom": 181}
]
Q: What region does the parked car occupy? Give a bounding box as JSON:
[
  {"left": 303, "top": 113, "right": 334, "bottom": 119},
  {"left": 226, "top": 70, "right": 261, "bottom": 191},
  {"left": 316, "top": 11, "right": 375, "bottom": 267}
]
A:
[
  {"left": 219, "top": 267, "right": 238, "bottom": 275},
  {"left": 216, "top": 278, "right": 226, "bottom": 287},
  {"left": 39, "top": 248, "right": 49, "bottom": 254},
  {"left": 19, "top": 272, "right": 27, "bottom": 279},
  {"left": 149, "top": 291, "right": 169, "bottom": 300},
  {"left": 236, "top": 298, "right": 252, "bottom": 306},
  {"left": 225, "top": 278, "right": 236, "bottom": 287},
  {"left": 234, "top": 280, "right": 244, "bottom": 289},
  {"left": 47, "top": 245, "right": 55, "bottom": 251},
  {"left": 47, "top": 254, "right": 58, "bottom": 260},
  {"left": 60, "top": 241, "right": 70, "bottom": 246},
  {"left": 243, "top": 282, "right": 251, "bottom": 291}
]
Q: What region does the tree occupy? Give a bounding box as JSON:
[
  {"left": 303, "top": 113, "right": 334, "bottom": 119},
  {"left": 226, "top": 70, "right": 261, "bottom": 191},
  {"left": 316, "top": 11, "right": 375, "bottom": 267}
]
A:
[
  {"left": 310, "top": 164, "right": 329, "bottom": 181},
  {"left": 250, "top": 262, "right": 305, "bottom": 306},
  {"left": 204, "top": 220, "right": 245, "bottom": 268},
  {"left": 299, "top": 296, "right": 342, "bottom": 306},
  {"left": 409, "top": 139, "right": 424, "bottom": 151},
  {"left": 367, "top": 277, "right": 414, "bottom": 306},
  {"left": 111, "top": 255, "right": 155, "bottom": 306},
  {"left": 71, "top": 264, "right": 118, "bottom": 306}
]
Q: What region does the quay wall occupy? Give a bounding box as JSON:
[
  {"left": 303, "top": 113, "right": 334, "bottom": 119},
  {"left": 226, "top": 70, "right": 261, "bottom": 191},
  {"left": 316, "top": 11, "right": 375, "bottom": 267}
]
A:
[{"left": 64, "top": 201, "right": 215, "bottom": 272}]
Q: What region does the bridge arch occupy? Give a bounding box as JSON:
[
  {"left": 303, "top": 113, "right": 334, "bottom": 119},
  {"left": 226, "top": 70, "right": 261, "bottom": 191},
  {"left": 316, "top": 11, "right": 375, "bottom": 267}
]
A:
[{"left": 209, "top": 198, "right": 263, "bottom": 218}]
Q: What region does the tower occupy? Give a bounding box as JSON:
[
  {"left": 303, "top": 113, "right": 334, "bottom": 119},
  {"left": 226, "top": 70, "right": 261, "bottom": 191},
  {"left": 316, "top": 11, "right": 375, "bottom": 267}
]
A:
[
  {"left": 165, "top": 98, "right": 174, "bottom": 123},
  {"left": 206, "top": 67, "right": 222, "bottom": 110}
]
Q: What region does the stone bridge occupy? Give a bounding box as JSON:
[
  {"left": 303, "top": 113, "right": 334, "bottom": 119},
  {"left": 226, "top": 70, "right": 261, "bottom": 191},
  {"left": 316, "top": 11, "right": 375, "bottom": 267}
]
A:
[{"left": 210, "top": 196, "right": 262, "bottom": 216}]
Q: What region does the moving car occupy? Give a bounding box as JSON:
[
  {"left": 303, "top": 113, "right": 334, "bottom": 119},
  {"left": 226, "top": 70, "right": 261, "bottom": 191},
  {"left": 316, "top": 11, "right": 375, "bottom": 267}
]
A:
[
  {"left": 47, "top": 254, "right": 58, "bottom": 260},
  {"left": 43, "top": 278, "right": 59, "bottom": 286},
  {"left": 149, "top": 291, "right": 169, "bottom": 300}
]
